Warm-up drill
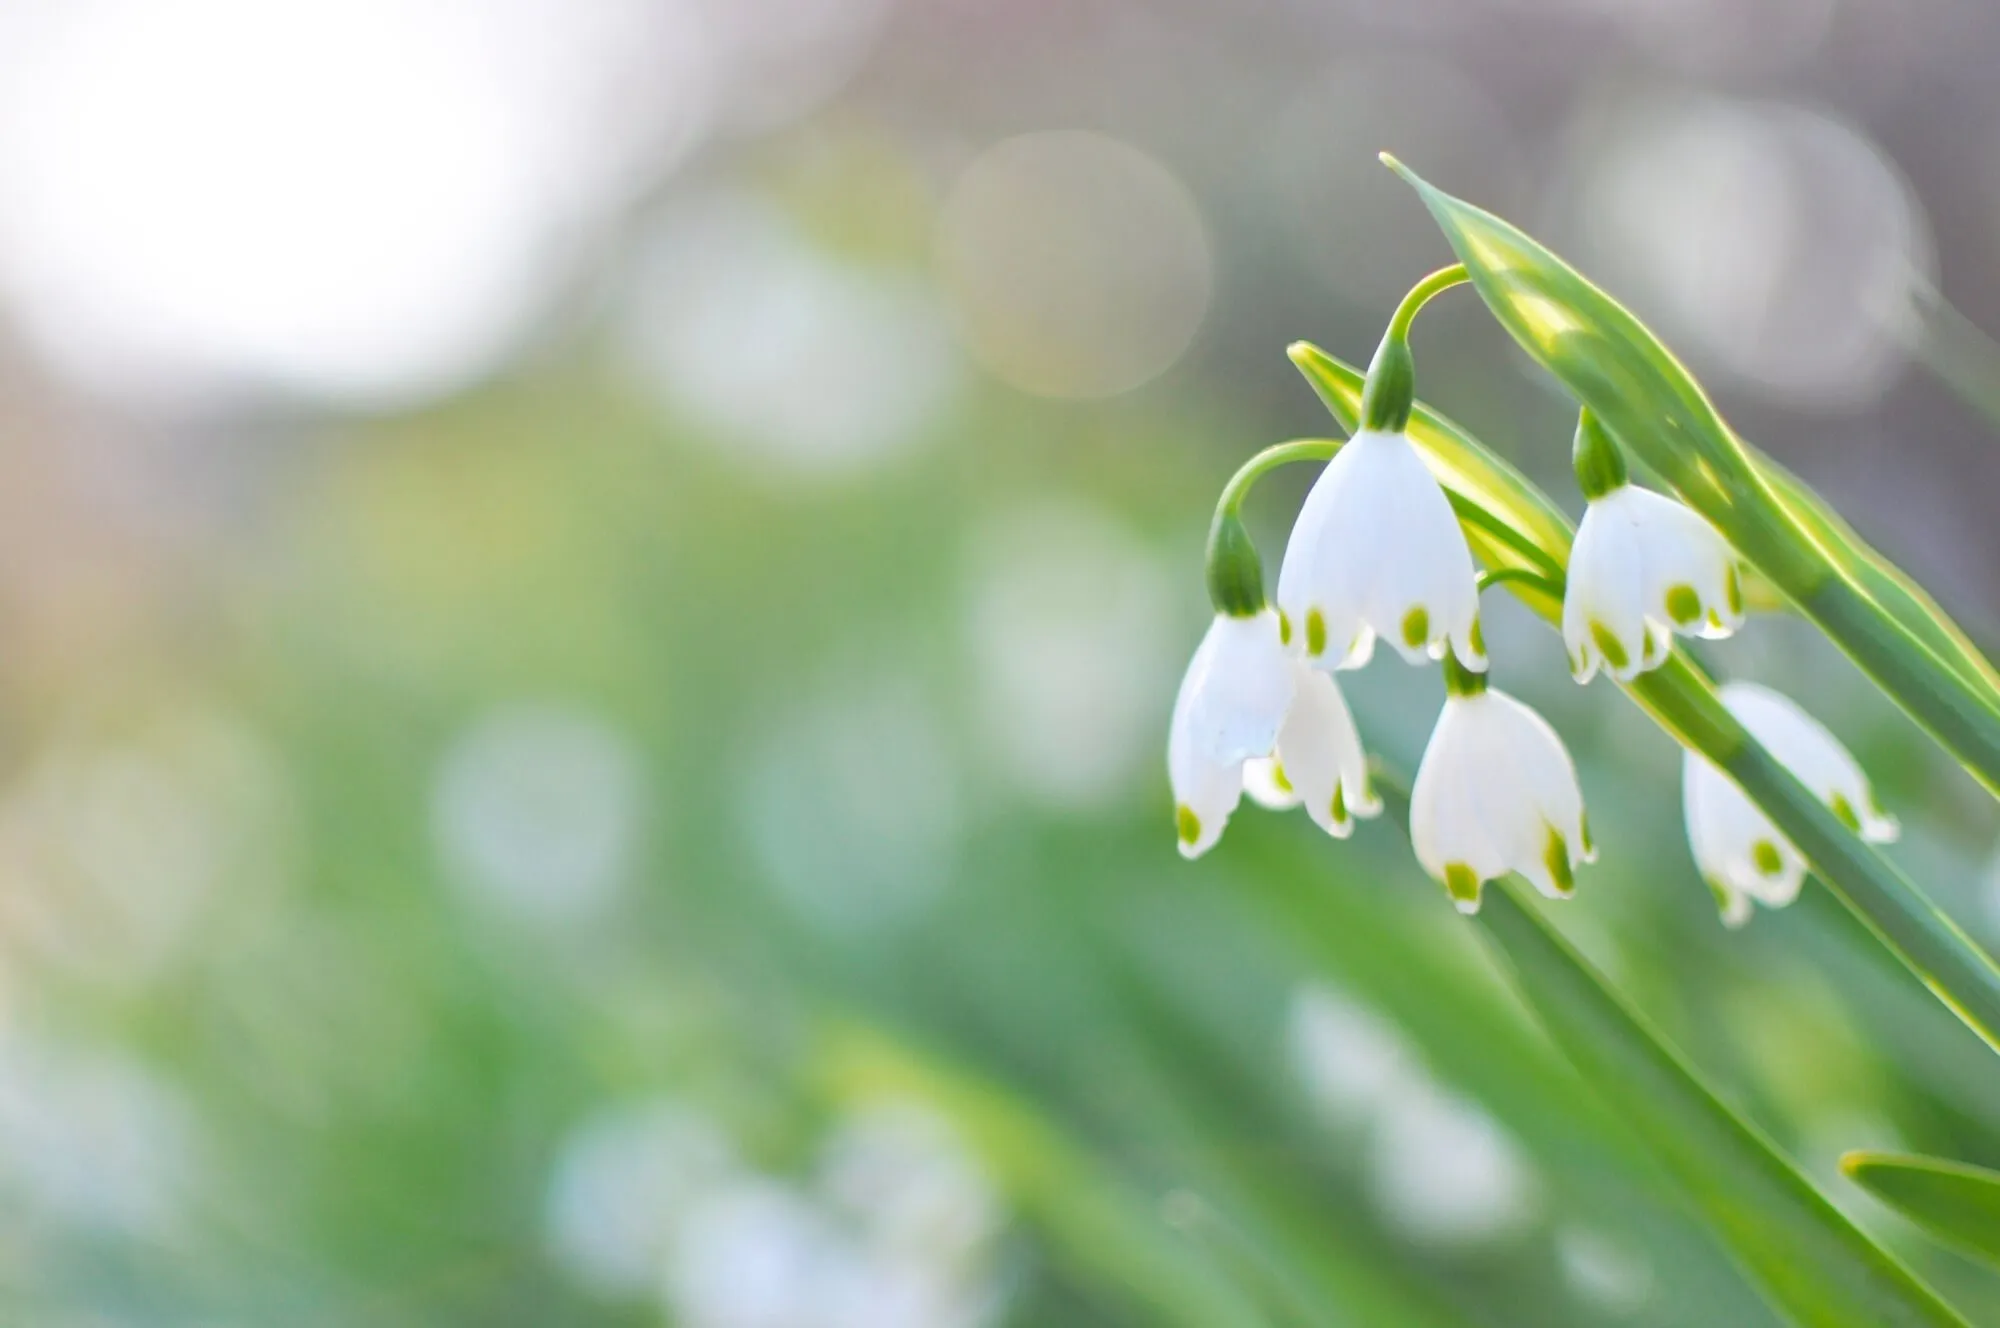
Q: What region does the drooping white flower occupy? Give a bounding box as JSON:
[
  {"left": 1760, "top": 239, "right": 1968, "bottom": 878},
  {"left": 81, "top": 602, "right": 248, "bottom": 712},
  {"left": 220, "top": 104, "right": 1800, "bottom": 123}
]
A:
[
  {"left": 1170, "top": 612, "right": 1379, "bottom": 857},
  {"left": 1410, "top": 666, "right": 1593, "bottom": 913},
  {"left": 1276, "top": 429, "right": 1485, "bottom": 674},
  {"left": 1683, "top": 681, "right": 1898, "bottom": 928},
  {"left": 1564, "top": 484, "right": 1743, "bottom": 683},
  {"left": 1169, "top": 610, "right": 1294, "bottom": 858}
]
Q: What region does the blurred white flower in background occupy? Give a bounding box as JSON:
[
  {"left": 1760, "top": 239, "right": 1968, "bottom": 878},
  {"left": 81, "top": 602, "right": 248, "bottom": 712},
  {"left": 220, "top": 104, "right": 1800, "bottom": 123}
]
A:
[
  {"left": 962, "top": 500, "right": 1177, "bottom": 809},
  {"left": 667, "top": 1180, "right": 848, "bottom": 1328},
  {"left": 1567, "top": 89, "right": 1926, "bottom": 409},
  {"left": 1287, "top": 984, "right": 1426, "bottom": 1130},
  {"left": 620, "top": 191, "right": 962, "bottom": 480},
  {"left": 0, "top": 705, "right": 294, "bottom": 990},
  {"left": 1555, "top": 1224, "right": 1654, "bottom": 1317},
  {"left": 0, "top": 1036, "right": 197, "bottom": 1237},
  {"left": 548, "top": 1096, "right": 1004, "bottom": 1327},
  {"left": 1290, "top": 983, "right": 1537, "bottom": 1246},
  {"left": 817, "top": 1102, "right": 1003, "bottom": 1265},
  {"left": 545, "top": 1099, "right": 740, "bottom": 1297},
  {"left": 1368, "top": 1082, "right": 1537, "bottom": 1245},
  {"left": 433, "top": 702, "right": 647, "bottom": 927}
]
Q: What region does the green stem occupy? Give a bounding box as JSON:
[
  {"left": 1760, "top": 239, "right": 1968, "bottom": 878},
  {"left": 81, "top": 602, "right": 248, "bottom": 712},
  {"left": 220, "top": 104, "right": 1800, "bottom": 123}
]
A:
[
  {"left": 1796, "top": 572, "right": 2000, "bottom": 798},
  {"left": 1214, "top": 439, "right": 1339, "bottom": 520},
  {"left": 1634, "top": 657, "right": 2000, "bottom": 1055},
  {"left": 1475, "top": 565, "right": 1564, "bottom": 599},
  {"left": 1475, "top": 881, "right": 1967, "bottom": 1328},
  {"left": 1365, "top": 766, "right": 1968, "bottom": 1326},
  {"left": 1386, "top": 263, "right": 1469, "bottom": 342}
]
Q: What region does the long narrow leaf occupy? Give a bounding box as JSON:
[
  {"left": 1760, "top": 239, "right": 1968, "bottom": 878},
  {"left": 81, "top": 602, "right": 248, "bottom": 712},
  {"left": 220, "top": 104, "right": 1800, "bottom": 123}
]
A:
[
  {"left": 1476, "top": 881, "right": 1964, "bottom": 1326},
  {"left": 1355, "top": 772, "right": 1966, "bottom": 1325},
  {"left": 818, "top": 1024, "right": 1274, "bottom": 1328},
  {"left": 1842, "top": 1151, "right": 2000, "bottom": 1268},
  {"left": 1384, "top": 155, "right": 2000, "bottom": 796}
]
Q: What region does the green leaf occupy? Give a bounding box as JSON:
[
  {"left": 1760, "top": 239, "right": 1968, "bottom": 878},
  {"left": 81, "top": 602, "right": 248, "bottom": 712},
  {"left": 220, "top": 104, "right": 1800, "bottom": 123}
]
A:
[
  {"left": 1384, "top": 154, "right": 2000, "bottom": 796},
  {"left": 1753, "top": 448, "right": 2000, "bottom": 712},
  {"left": 1359, "top": 773, "right": 1967, "bottom": 1325},
  {"left": 817, "top": 1023, "right": 1274, "bottom": 1328},
  {"left": 1843, "top": 1151, "right": 2000, "bottom": 1268}
]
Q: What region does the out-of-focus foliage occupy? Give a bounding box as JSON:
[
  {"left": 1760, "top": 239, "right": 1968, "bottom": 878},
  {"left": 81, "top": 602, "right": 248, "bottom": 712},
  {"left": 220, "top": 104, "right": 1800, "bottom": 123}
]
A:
[{"left": 1, "top": 2, "right": 1999, "bottom": 1325}]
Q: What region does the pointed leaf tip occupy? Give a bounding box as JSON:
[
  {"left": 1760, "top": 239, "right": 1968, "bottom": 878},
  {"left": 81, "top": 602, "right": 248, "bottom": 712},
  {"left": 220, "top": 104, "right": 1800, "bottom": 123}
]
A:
[{"left": 1841, "top": 1149, "right": 2000, "bottom": 1270}]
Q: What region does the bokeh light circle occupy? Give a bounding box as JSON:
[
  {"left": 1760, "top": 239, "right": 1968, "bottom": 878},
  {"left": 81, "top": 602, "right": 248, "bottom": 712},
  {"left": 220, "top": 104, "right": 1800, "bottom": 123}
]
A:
[
  {"left": 935, "top": 131, "right": 1212, "bottom": 399},
  {"left": 1565, "top": 91, "right": 1927, "bottom": 410}
]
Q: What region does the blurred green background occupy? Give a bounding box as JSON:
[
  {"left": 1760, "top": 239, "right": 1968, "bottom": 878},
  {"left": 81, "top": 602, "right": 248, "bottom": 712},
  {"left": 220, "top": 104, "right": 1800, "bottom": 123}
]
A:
[{"left": 0, "top": 0, "right": 1996, "bottom": 1323}]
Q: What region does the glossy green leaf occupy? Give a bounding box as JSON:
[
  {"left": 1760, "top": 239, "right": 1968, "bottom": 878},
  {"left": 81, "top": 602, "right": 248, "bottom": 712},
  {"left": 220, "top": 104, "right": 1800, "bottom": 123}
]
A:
[
  {"left": 1386, "top": 155, "right": 2000, "bottom": 795},
  {"left": 1297, "top": 345, "right": 2000, "bottom": 1057},
  {"left": 1843, "top": 1151, "right": 2000, "bottom": 1268},
  {"left": 1753, "top": 447, "right": 2000, "bottom": 711}
]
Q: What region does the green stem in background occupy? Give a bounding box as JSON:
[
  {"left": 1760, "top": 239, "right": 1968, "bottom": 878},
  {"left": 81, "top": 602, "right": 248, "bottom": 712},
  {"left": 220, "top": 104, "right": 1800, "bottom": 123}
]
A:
[
  {"left": 1384, "top": 155, "right": 2000, "bottom": 797},
  {"left": 1291, "top": 345, "right": 2000, "bottom": 1056},
  {"left": 1364, "top": 772, "right": 1968, "bottom": 1328},
  {"left": 1907, "top": 276, "right": 2000, "bottom": 434},
  {"left": 1476, "top": 565, "right": 1564, "bottom": 599}
]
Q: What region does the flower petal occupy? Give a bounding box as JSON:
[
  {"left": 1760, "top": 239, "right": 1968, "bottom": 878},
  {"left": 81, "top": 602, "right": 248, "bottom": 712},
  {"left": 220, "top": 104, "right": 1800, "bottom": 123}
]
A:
[{"left": 1275, "top": 663, "right": 1379, "bottom": 838}]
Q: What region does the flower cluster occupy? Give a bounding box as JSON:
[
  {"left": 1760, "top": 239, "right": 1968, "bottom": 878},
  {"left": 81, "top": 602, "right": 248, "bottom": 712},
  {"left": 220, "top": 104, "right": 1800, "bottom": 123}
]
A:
[{"left": 1168, "top": 277, "right": 1895, "bottom": 926}]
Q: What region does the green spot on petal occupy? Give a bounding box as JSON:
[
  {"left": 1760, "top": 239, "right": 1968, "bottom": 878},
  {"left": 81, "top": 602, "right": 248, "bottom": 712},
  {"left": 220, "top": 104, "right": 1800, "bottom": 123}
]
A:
[
  {"left": 1271, "top": 762, "right": 1294, "bottom": 794},
  {"left": 1706, "top": 877, "right": 1736, "bottom": 917},
  {"left": 1579, "top": 811, "right": 1595, "bottom": 856},
  {"left": 1329, "top": 783, "right": 1347, "bottom": 825},
  {"left": 1725, "top": 564, "right": 1744, "bottom": 616},
  {"left": 1468, "top": 614, "right": 1485, "bottom": 656},
  {"left": 1543, "top": 827, "right": 1575, "bottom": 896},
  {"left": 1402, "top": 606, "right": 1429, "bottom": 649},
  {"left": 1277, "top": 610, "right": 1292, "bottom": 646},
  {"left": 1752, "top": 839, "right": 1784, "bottom": 876},
  {"left": 1443, "top": 863, "right": 1482, "bottom": 911},
  {"left": 1306, "top": 609, "right": 1327, "bottom": 658},
  {"left": 1664, "top": 583, "right": 1701, "bottom": 626},
  {"left": 1829, "top": 792, "right": 1860, "bottom": 832},
  {"left": 1589, "top": 620, "right": 1629, "bottom": 671},
  {"left": 1176, "top": 804, "right": 1201, "bottom": 846}
]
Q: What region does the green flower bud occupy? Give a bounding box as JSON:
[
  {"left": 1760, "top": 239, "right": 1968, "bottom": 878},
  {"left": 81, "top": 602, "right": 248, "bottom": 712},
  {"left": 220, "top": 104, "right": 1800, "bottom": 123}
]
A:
[
  {"left": 1358, "top": 329, "right": 1415, "bottom": 433},
  {"left": 1205, "top": 510, "right": 1266, "bottom": 618},
  {"left": 1572, "top": 408, "right": 1628, "bottom": 501}
]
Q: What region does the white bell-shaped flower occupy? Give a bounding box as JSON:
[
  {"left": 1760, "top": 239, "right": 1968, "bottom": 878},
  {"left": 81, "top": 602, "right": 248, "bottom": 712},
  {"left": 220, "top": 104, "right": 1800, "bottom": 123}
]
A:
[
  {"left": 1241, "top": 665, "right": 1383, "bottom": 839},
  {"left": 1171, "top": 609, "right": 1382, "bottom": 857},
  {"left": 1682, "top": 681, "right": 1898, "bottom": 927},
  {"left": 1276, "top": 428, "right": 1485, "bottom": 674},
  {"left": 1564, "top": 485, "right": 1743, "bottom": 683},
  {"left": 1410, "top": 662, "right": 1593, "bottom": 913},
  {"left": 1169, "top": 610, "right": 1295, "bottom": 858},
  {"left": 1561, "top": 409, "right": 1743, "bottom": 683}
]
